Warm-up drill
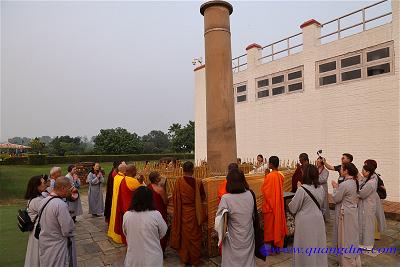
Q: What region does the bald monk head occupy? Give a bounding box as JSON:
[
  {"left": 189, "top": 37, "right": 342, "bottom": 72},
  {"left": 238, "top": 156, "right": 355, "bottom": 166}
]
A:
[
  {"left": 53, "top": 176, "right": 73, "bottom": 198},
  {"left": 183, "top": 161, "right": 194, "bottom": 176},
  {"left": 125, "top": 164, "right": 137, "bottom": 178},
  {"left": 118, "top": 162, "right": 127, "bottom": 174}
]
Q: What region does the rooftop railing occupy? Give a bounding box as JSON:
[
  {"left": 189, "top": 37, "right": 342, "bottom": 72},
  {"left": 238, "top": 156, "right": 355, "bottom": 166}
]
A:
[
  {"left": 232, "top": 53, "right": 247, "bottom": 73},
  {"left": 258, "top": 32, "right": 303, "bottom": 64},
  {"left": 319, "top": 0, "right": 392, "bottom": 43}
]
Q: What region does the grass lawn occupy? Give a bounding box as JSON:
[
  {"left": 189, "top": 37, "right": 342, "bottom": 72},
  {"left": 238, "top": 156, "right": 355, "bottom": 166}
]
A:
[
  {"left": 0, "top": 163, "right": 113, "bottom": 203},
  {"left": 0, "top": 204, "right": 29, "bottom": 267}
]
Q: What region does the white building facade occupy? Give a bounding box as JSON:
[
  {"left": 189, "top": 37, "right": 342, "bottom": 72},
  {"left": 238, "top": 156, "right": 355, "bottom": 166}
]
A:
[{"left": 194, "top": 0, "right": 400, "bottom": 201}]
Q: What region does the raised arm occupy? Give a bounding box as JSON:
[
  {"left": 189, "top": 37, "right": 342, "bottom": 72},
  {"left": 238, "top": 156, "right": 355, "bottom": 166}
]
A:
[
  {"left": 288, "top": 188, "right": 304, "bottom": 215},
  {"left": 332, "top": 181, "right": 345, "bottom": 204},
  {"left": 323, "top": 158, "right": 335, "bottom": 171}
]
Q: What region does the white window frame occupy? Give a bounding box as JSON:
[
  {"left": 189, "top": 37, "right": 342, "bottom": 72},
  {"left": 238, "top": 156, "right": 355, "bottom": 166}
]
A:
[
  {"left": 234, "top": 82, "right": 248, "bottom": 104},
  {"left": 316, "top": 41, "right": 394, "bottom": 88}
]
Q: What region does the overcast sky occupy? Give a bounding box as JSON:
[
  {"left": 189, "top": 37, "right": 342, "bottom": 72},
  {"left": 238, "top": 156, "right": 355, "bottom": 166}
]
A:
[{"left": 1, "top": 0, "right": 384, "bottom": 141}]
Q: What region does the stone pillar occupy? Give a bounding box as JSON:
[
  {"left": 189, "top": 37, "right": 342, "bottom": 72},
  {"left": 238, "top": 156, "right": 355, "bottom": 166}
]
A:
[
  {"left": 200, "top": 1, "right": 237, "bottom": 173},
  {"left": 300, "top": 19, "right": 322, "bottom": 51}
]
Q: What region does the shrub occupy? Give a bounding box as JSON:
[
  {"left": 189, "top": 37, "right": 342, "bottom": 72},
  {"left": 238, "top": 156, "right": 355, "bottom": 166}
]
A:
[
  {"left": 28, "top": 154, "right": 47, "bottom": 165},
  {"left": 1, "top": 157, "right": 28, "bottom": 165}
]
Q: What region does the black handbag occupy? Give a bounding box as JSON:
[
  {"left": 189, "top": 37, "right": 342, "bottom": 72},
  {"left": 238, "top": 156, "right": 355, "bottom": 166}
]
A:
[
  {"left": 17, "top": 200, "right": 36, "bottom": 232},
  {"left": 34, "top": 196, "right": 60, "bottom": 239},
  {"left": 250, "top": 190, "right": 266, "bottom": 261}
]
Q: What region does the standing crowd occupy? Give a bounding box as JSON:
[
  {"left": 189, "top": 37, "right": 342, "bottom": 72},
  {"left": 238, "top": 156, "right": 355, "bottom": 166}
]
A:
[{"left": 22, "top": 153, "right": 387, "bottom": 267}]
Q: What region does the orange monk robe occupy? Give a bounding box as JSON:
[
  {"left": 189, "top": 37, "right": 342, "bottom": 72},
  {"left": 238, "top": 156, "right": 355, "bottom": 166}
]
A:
[
  {"left": 171, "top": 176, "right": 206, "bottom": 266},
  {"left": 107, "top": 172, "right": 125, "bottom": 243},
  {"left": 261, "top": 170, "right": 288, "bottom": 248},
  {"left": 114, "top": 176, "right": 143, "bottom": 244},
  {"left": 217, "top": 180, "right": 227, "bottom": 203}
]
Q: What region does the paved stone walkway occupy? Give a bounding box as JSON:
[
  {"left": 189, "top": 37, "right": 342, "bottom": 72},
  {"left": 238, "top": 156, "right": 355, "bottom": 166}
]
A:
[{"left": 76, "top": 193, "right": 400, "bottom": 267}]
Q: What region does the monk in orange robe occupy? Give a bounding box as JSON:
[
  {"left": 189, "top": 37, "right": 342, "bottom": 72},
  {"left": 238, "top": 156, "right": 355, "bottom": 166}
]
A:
[
  {"left": 171, "top": 161, "right": 206, "bottom": 266},
  {"left": 262, "top": 156, "right": 288, "bottom": 249},
  {"left": 114, "top": 164, "right": 143, "bottom": 244}
]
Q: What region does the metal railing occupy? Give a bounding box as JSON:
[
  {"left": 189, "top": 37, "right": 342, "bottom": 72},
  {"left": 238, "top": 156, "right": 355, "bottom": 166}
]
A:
[
  {"left": 258, "top": 32, "right": 303, "bottom": 64},
  {"left": 319, "top": 0, "right": 392, "bottom": 42},
  {"left": 232, "top": 53, "right": 247, "bottom": 73}
]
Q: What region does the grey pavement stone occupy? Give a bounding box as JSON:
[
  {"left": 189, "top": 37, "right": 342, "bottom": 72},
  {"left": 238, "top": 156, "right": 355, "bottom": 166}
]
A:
[{"left": 97, "top": 240, "right": 115, "bottom": 252}]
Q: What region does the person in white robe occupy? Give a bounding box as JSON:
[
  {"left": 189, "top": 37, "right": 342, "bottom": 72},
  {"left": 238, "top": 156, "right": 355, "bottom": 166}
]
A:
[
  {"left": 123, "top": 186, "right": 167, "bottom": 267},
  {"left": 38, "top": 176, "right": 76, "bottom": 267},
  {"left": 332, "top": 163, "right": 361, "bottom": 267},
  {"left": 216, "top": 169, "right": 255, "bottom": 267},
  {"left": 86, "top": 163, "right": 105, "bottom": 216},
  {"left": 65, "top": 165, "right": 83, "bottom": 222},
  {"left": 289, "top": 164, "right": 328, "bottom": 267},
  {"left": 23, "top": 175, "right": 48, "bottom": 267}
]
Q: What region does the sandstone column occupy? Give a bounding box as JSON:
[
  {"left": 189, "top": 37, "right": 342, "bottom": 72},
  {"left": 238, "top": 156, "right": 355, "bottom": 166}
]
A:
[{"left": 200, "top": 1, "right": 237, "bottom": 173}]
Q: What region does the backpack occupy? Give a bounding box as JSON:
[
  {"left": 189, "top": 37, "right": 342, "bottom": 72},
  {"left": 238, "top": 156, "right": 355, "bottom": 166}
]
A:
[
  {"left": 376, "top": 173, "right": 387, "bottom": 199},
  {"left": 17, "top": 200, "right": 37, "bottom": 232}
]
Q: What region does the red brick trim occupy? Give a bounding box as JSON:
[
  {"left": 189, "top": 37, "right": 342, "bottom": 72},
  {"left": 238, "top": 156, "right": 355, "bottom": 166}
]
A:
[
  {"left": 194, "top": 64, "right": 205, "bottom": 71},
  {"left": 300, "top": 19, "right": 322, "bottom": 29},
  {"left": 246, "top": 43, "right": 262, "bottom": 51}
]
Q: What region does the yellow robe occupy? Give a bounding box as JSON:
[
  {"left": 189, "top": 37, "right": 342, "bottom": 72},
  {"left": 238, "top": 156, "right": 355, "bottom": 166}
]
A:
[{"left": 107, "top": 172, "right": 125, "bottom": 243}]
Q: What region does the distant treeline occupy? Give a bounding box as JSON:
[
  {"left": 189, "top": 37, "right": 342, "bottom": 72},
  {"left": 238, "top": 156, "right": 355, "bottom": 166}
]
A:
[{"left": 7, "top": 121, "right": 194, "bottom": 156}]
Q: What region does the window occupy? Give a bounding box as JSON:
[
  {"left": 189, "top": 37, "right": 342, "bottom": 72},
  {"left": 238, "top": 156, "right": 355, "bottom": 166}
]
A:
[
  {"left": 234, "top": 83, "right": 247, "bottom": 103},
  {"left": 367, "top": 63, "right": 390, "bottom": 77},
  {"left": 319, "top": 61, "right": 336, "bottom": 73},
  {"left": 341, "top": 69, "right": 361, "bottom": 81},
  {"left": 319, "top": 75, "right": 337, "bottom": 86},
  {"left": 257, "top": 79, "right": 268, "bottom": 88},
  {"left": 256, "top": 77, "right": 269, "bottom": 99},
  {"left": 236, "top": 85, "right": 246, "bottom": 93},
  {"left": 367, "top": 47, "right": 389, "bottom": 62},
  {"left": 258, "top": 90, "right": 269, "bottom": 98},
  {"left": 341, "top": 55, "right": 360, "bottom": 68},
  {"left": 288, "top": 82, "right": 303, "bottom": 92},
  {"left": 316, "top": 41, "right": 393, "bottom": 88},
  {"left": 272, "top": 86, "right": 285, "bottom": 95},
  {"left": 288, "top": 70, "right": 302, "bottom": 80},
  {"left": 272, "top": 75, "right": 284, "bottom": 84},
  {"left": 237, "top": 95, "right": 246, "bottom": 102}
]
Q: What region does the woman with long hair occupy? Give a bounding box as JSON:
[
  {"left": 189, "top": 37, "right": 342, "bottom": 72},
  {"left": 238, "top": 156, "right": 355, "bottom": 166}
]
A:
[
  {"left": 332, "top": 162, "right": 361, "bottom": 267},
  {"left": 289, "top": 164, "right": 328, "bottom": 267},
  {"left": 123, "top": 186, "right": 167, "bottom": 267},
  {"left": 24, "top": 175, "right": 48, "bottom": 267},
  {"left": 216, "top": 168, "right": 255, "bottom": 267}
]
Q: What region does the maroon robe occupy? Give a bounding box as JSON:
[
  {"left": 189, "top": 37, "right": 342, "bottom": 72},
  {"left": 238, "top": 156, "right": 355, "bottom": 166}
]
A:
[
  {"left": 148, "top": 184, "right": 168, "bottom": 252},
  {"left": 104, "top": 169, "right": 117, "bottom": 223}
]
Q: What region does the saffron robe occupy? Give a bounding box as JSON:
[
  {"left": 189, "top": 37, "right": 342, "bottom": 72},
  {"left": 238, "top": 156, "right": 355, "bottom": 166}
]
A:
[
  {"left": 170, "top": 176, "right": 205, "bottom": 266},
  {"left": 114, "top": 176, "right": 142, "bottom": 244},
  {"left": 104, "top": 169, "right": 117, "bottom": 223},
  {"left": 262, "top": 170, "right": 288, "bottom": 248},
  {"left": 217, "top": 180, "right": 227, "bottom": 203},
  {"left": 148, "top": 183, "right": 168, "bottom": 252},
  {"left": 107, "top": 172, "right": 125, "bottom": 243}
]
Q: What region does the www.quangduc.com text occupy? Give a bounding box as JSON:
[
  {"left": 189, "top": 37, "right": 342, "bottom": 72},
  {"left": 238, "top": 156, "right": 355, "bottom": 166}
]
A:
[{"left": 263, "top": 245, "right": 397, "bottom": 256}]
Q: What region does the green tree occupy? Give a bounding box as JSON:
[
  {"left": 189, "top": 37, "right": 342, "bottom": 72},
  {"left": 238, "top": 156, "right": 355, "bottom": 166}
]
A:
[
  {"left": 168, "top": 121, "right": 195, "bottom": 153},
  {"left": 48, "top": 136, "right": 82, "bottom": 156},
  {"left": 29, "top": 138, "right": 46, "bottom": 154},
  {"left": 93, "top": 128, "right": 143, "bottom": 154},
  {"left": 142, "top": 130, "right": 170, "bottom": 154}
]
